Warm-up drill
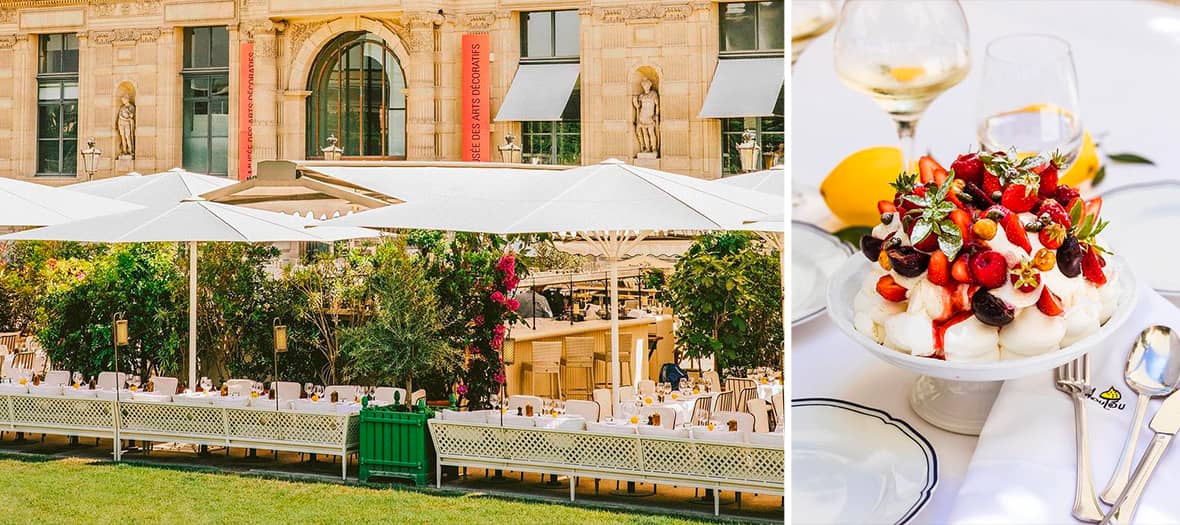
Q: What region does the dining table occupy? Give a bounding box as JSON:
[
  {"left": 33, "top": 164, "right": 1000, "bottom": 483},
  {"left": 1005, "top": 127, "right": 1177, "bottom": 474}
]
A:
[{"left": 792, "top": 2, "right": 1180, "bottom": 523}]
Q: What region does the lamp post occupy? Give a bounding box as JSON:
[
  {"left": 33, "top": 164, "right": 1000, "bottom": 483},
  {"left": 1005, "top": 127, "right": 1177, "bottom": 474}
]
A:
[
  {"left": 272, "top": 318, "right": 287, "bottom": 411},
  {"left": 736, "top": 129, "right": 759, "bottom": 173},
  {"left": 111, "top": 312, "right": 128, "bottom": 461},
  {"left": 498, "top": 132, "right": 522, "bottom": 164},
  {"left": 81, "top": 138, "right": 102, "bottom": 181},
  {"left": 321, "top": 134, "right": 343, "bottom": 161}
]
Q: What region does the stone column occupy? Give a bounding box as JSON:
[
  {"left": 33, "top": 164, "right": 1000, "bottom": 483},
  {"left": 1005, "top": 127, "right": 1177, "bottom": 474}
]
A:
[
  {"left": 157, "top": 28, "right": 180, "bottom": 171},
  {"left": 14, "top": 35, "right": 34, "bottom": 179},
  {"left": 249, "top": 20, "right": 282, "bottom": 167},
  {"left": 281, "top": 90, "right": 310, "bottom": 159},
  {"left": 404, "top": 12, "right": 440, "bottom": 161}
]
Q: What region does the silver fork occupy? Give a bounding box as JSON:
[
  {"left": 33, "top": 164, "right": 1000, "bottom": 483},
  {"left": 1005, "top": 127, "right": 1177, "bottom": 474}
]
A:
[{"left": 1056, "top": 354, "right": 1105, "bottom": 523}]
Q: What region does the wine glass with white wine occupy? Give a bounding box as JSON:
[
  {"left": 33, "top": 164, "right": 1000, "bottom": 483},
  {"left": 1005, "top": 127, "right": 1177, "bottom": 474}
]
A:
[
  {"left": 834, "top": 0, "right": 971, "bottom": 170},
  {"left": 791, "top": 0, "right": 839, "bottom": 67},
  {"left": 976, "top": 34, "right": 1082, "bottom": 168}
]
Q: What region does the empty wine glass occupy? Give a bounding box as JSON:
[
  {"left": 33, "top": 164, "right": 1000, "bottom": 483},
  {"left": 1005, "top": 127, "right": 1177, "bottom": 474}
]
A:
[
  {"left": 976, "top": 34, "right": 1083, "bottom": 168},
  {"left": 314, "top": 384, "right": 324, "bottom": 400},
  {"left": 72, "top": 372, "right": 83, "bottom": 387},
  {"left": 200, "top": 376, "right": 212, "bottom": 393},
  {"left": 792, "top": 0, "right": 839, "bottom": 67},
  {"left": 304, "top": 382, "right": 314, "bottom": 399},
  {"left": 834, "top": 0, "right": 971, "bottom": 169}
]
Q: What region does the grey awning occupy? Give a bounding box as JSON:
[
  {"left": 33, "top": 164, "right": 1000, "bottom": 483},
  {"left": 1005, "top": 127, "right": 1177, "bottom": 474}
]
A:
[
  {"left": 699, "top": 57, "right": 785, "bottom": 118},
  {"left": 495, "top": 63, "right": 580, "bottom": 121}
]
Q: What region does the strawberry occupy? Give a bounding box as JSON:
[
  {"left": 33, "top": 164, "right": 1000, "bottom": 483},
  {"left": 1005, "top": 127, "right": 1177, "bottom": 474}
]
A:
[
  {"left": 1054, "top": 185, "right": 1080, "bottom": 208},
  {"left": 987, "top": 206, "right": 1032, "bottom": 253},
  {"left": 1038, "top": 159, "right": 1059, "bottom": 196},
  {"left": 949, "top": 208, "right": 974, "bottom": 244},
  {"left": 876, "top": 274, "right": 909, "bottom": 302},
  {"left": 968, "top": 250, "right": 1008, "bottom": 289},
  {"left": 928, "top": 250, "right": 951, "bottom": 286},
  {"left": 1036, "top": 199, "right": 1071, "bottom": 226},
  {"left": 950, "top": 153, "right": 985, "bottom": 186},
  {"left": 1082, "top": 245, "right": 1107, "bottom": 285},
  {"left": 918, "top": 156, "right": 943, "bottom": 185},
  {"left": 1084, "top": 196, "right": 1103, "bottom": 219},
  {"left": 1001, "top": 184, "right": 1038, "bottom": 213},
  {"left": 878, "top": 200, "right": 897, "bottom": 215},
  {"left": 898, "top": 185, "right": 928, "bottom": 214},
  {"left": 952, "top": 256, "right": 972, "bottom": 283},
  {"left": 1038, "top": 223, "right": 1066, "bottom": 250},
  {"left": 913, "top": 230, "right": 939, "bottom": 253},
  {"left": 1036, "top": 287, "right": 1065, "bottom": 316},
  {"left": 983, "top": 172, "right": 1003, "bottom": 198},
  {"left": 1009, "top": 260, "right": 1042, "bottom": 293}
]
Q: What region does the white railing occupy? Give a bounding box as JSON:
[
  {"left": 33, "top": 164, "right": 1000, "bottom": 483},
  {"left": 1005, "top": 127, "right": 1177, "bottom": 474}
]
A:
[
  {"left": 427, "top": 420, "right": 784, "bottom": 516},
  {"left": 0, "top": 394, "right": 360, "bottom": 479}
]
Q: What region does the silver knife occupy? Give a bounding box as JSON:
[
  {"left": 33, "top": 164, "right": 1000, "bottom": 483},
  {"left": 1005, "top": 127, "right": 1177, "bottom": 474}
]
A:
[{"left": 1101, "top": 389, "right": 1180, "bottom": 524}]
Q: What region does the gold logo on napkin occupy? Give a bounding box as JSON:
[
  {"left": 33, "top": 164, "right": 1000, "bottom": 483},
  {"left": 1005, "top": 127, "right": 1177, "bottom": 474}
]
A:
[{"left": 1099, "top": 387, "right": 1121, "bottom": 401}]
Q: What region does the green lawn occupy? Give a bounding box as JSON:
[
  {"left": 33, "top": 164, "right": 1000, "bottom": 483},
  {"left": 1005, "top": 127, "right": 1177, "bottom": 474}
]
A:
[{"left": 0, "top": 456, "right": 718, "bottom": 524}]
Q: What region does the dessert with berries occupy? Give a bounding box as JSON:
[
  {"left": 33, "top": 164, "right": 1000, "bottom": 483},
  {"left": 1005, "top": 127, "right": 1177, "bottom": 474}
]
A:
[{"left": 853, "top": 149, "right": 1120, "bottom": 362}]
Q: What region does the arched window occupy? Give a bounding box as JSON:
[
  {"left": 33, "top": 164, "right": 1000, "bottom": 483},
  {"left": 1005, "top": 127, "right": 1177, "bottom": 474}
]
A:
[{"left": 306, "top": 32, "right": 406, "bottom": 159}]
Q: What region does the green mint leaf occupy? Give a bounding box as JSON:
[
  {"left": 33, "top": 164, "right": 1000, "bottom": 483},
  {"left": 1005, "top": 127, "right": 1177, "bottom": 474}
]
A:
[
  {"left": 910, "top": 220, "right": 933, "bottom": 245},
  {"left": 1092, "top": 165, "right": 1107, "bottom": 187},
  {"left": 1069, "top": 200, "right": 1084, "bottom": 226},
  {"left": 1106, "top": 152, "right": 1155, "bottom": 165}
]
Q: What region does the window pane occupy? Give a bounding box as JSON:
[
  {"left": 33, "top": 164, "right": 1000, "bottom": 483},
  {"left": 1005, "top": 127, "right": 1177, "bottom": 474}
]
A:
[
  {"left": 191, "top": 27, "right": 210, "bottom": 69},
  {"left": 210, "top": 137, "right": 228, "bottom": 175},
  {"left": 554, "top": 11, "right": 580, "bottom": 57},
  {"left": 756, "top": 1, "right": 784, "bottom": 51},
  {"left": 61, "top": 34, "right": 79, "bottom": 73},
  {"left": 524, "top": 12, "right": 554, "bottom": 58},
  {"left": 62, "top": 139, "right": 77, "bottom": 173},
  {"left": 186, "top": 77, "right": 209, "bottom": 98},
  {"left": 38, "top": 140, "right": 59, "bottom": 174},
  {"left": 190, "top": 101, "right": 209, "bottom": 137},
  {"left": 182, "top": 138, "right": 209, "bottom": 174},
  {"left": 721, "top": 2, "right": 757, "bottom": 52},
  {"left": 38, "top": 104, "right": 59, "bottom": 139},
  {"left": 61, "top": 102, "right": 77, "bottom": 138},
  {"left": 210, "top": 101, "right": 229, "bottom": 137},
  {"left": 306, "top": 32, "right": 405, "bottom": 158},
  {"left": 62, "top": 81, "right": 79, "bottom": 100},
  {"left": 38, "top": 83, "right": 60, "bottom": 101},
  {"left": 211, "top": 75, "right": 229, "bottom": 97},
  {"left": 562, "top": 83, "right": 581, "bottom": 120},
  {"left": 387, "top": 108, "right": 405, "bottom": 157},
  {"left": 209, "top": 27, "right": 229, "bottom": 68}
]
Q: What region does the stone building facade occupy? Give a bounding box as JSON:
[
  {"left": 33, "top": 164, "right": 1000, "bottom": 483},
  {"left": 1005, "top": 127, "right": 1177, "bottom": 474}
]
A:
[{"left": 0, "top": 0, "right": 784, "bottom": 184}]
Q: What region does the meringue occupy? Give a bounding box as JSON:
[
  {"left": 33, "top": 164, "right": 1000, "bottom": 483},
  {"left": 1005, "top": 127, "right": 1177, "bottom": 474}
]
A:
[{"left": 1000, "top": 307, "right": 1067, "bottom": 357}]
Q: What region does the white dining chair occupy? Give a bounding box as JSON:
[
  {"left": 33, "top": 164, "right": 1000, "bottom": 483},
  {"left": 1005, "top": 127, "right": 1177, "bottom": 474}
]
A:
[
  {"left": 772, "top": 392, "right": 784, "bottom": 428},
  {"left": 639, "top": 405, "right": 677, "bottom": 429},
  {"left": 224, "top": 379, "right": 252, "bottom": 397},
  {"left": 272, "top": 381, "right": 301, "bottom": 402},
  {"left": 564, "top": 399, "right": 600, "bottom": 423},
  {"left": 592, "top": 388, "right": 613, "bottom": 420},
  {"left": 30, "top": 353, "right": 47, "bottom": 375},
  {"left": 636, "top": 379, "right": 656, "bottom": 396},
  {"left": 710, "top": 410, "right": 754, "bottom": 433},
  {"left": 617, "top": 385, "right": 636, "bottom": 404},
  {"left": 410, "top": 389, "right": 426, "bottom": 405},
  {"left": 151, "top": 376, "right": 179, "bottom": 396},
  {"left": 324, "top": 385, "right": 360, "bottom": 401},
  {"left": 747, "top": 398, "right": 772, "bottom": 433},
  {"left": 374, "top": 386, "right": 407, "bottom": 405},
  {"left": 702, "top": 370, "right": 721, "bottom": 391},
  {"left": 42, "top": 370, "right": 70, "bottom": 386},
  {"left": 0, "top": 355, "right": 16, "bottom": 380},
  {"left": 97, "top": 372, "right": 127, "bottom": 390},
  {"left": 507, "top": 394, "right": 543, "bottom": 413}
]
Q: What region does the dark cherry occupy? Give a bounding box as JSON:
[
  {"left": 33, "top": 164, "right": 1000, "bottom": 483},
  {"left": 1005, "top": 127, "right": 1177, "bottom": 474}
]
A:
[
  {"left": 886, "top": 246, "right": 930, "bottom": 278},
  {"left": 961, "top": 180, "right": 995, "bottom": 208},
  {"left": 860, "top": 235, "right": 884, "bottom": 262},
  {"left": 971, "top": 289, "right": 1015, "bottom": 327},
  {"left": 1057, "top": 234, "right": 1084, "bottom": 278}
]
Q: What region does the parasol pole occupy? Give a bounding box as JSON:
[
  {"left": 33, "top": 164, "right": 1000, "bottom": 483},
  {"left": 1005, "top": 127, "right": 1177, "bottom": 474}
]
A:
[{"left": 188, "top": 240, "right": 198, "bottom": 390}]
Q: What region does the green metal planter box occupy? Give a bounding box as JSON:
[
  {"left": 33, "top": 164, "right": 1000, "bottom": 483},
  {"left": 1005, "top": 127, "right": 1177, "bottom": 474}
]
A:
[{"left": 358, "top": 405, "right": 434, "bottom": 486}]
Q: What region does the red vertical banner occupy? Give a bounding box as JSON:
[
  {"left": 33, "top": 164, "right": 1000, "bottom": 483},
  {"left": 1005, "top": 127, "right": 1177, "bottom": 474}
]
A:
[
  {"left": 461, "top": 33, "right": 490, "bottom": 162},
  {"left": 238, "top": 42, "right": 254, "bottom": 181}
]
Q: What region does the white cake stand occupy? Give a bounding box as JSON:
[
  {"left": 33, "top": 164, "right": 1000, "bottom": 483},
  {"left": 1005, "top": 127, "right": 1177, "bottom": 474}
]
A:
[{"left": 825, "top": 254, "right": 1138, "bottom": 435}]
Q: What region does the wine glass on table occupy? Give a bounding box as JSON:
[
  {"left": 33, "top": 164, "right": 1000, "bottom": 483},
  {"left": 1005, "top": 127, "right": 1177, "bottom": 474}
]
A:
[
  {"left": 314, "top": 384, "right": 324, "bottom": 401},
  {"left": 834, "top": 0, "right": 971, "bottom": 171},
  {"left": 976, "top": 34, "right": 1083, "bottom": 169},
  {"left": 304, "top": 382, "right": 314, "bottom": 400},
  {"left": 792, "top": 0, "right": 839, "bottom": 67}
]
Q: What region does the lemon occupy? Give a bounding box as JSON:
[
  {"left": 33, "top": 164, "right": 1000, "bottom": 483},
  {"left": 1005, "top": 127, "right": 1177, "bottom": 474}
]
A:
[
  {"left": 889, "top": 66, "right": 926, "bottom": 83},
  {"left": 1060, "top": 131, "right": 1100, "bottom": 187},
  {"left": 821, "top": 146, "right": 904, "bottom": 227}
]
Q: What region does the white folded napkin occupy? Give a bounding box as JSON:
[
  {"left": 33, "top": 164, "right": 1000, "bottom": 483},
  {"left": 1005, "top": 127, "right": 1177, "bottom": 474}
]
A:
[{"left": 949, "top": 286, "right": 1180, "bottom": 524}]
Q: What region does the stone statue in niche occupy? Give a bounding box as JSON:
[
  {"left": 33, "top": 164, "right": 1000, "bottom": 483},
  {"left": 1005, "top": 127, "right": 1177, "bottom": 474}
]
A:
[
  {"left": 116, "top": 94, "right": 135, "bottom": 158},
  {"left": 633, "top": 77, "right": 660, "bottom": 157}
]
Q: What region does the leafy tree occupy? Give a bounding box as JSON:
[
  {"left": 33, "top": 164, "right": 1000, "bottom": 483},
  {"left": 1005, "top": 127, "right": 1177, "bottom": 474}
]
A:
[
  {"left": 666, "top": 232, "right": 782, "bottom": 373},
  {"left": 36, "top": 243, "right": 185, "bottom": 380},
  {"left": 0, "top": 241, "right": 107, "bottom": 333},
  {"left": 339, "top": 239, "right": 458, "bottom": 399},
  {"left": 285, "top": 247, "right": 375, "bottom": 384}
]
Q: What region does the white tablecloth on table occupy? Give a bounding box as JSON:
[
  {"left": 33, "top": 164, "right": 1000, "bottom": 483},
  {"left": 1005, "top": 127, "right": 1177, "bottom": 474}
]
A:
[
  {"left": 130, "top": 392, "right": 172, "bottom": 403},
  {"left": 0, "top": 383, "right": 27, "bottom": 395},
  {"left": 62, "top": 387, "right": 95, "bottom": 398},
  {"left": 949, "top": 288, "right": 1180, "bottom": 524},
  {"left": 757, "top": 383, "right": 783, "bottom": 401},
  {"left": 288, "top": 398, "right": 359, "bottom": 415},
  {"left": 27, "top": 384, "right": 62, "bottom": 397}
]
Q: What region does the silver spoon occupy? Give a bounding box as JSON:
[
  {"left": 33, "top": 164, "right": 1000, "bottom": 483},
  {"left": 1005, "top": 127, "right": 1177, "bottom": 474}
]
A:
[{"left": 1101, "top": 325, "right": 1180, "bottom": 505}]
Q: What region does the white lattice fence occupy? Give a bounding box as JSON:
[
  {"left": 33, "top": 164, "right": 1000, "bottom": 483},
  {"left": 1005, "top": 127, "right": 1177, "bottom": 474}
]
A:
[{"left": 428, "top": 420, "right": 784, "bottom": 513}]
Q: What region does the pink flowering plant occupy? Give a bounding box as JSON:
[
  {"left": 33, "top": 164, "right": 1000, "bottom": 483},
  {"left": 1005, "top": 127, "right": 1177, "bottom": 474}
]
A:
[{"left": 406, "top": 231, "right": 525, "bottom": 409}]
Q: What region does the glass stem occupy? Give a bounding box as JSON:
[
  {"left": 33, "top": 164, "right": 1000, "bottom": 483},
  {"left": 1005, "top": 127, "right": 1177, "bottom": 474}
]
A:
[{"left": 896, "top": 119, "right": 918, "bottom": 173}]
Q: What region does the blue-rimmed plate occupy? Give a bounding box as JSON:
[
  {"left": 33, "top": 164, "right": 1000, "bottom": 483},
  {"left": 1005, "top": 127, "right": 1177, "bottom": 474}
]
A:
[
  {"left": 792, "top": 398, "right": 938, "bottom": 525},
  {"left": 792, "top": 221, "right": 853, "bottom": 326}
]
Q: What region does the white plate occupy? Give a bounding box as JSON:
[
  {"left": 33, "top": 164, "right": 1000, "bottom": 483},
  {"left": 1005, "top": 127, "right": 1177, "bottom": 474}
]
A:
[
  {"left": 793, "top": 398, "right": 937, "bottom": 525},
  {"left": 792, "top": 221, "right": 853, "bottom": 325},
  {"left": 825, "top": 255, "right": 1138, "bottom": 381},
  {"left": 1100, "top": 180, "right": 1180, "bottom": 297}
]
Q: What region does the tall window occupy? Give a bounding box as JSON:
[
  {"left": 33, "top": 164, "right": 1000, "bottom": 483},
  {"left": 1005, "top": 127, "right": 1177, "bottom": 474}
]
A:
[
  {"left": 720, "top": 1, "right": 785, "bottom": 54},
  {"left": 182, "top": 27, "right": 230, "bottom": 176},
  {"left": 37, "top": 34, "right": 79, "bottom": 176},
  {"left": 722, "top": 90, "right": 784, "bottom": 174},
  {"left": 306, "top": 32, "right": 406, "bottom": 159},
  {"left": 520, "top": 10, "right": 581, "bottom": 165}
]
